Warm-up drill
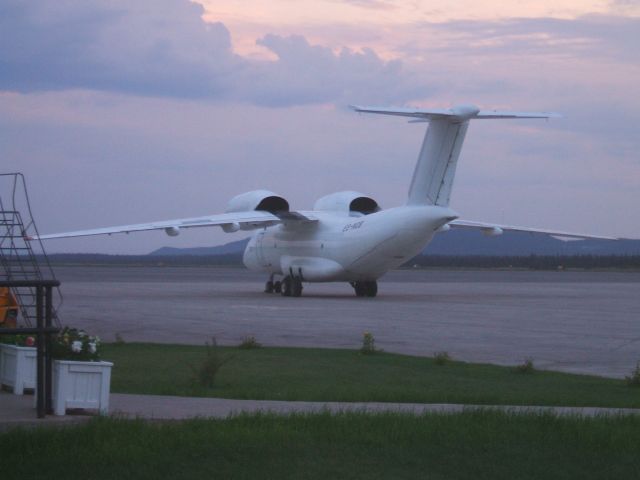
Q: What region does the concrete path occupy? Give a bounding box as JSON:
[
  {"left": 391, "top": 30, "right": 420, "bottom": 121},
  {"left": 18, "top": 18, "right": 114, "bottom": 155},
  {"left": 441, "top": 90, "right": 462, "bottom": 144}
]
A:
[
  {"left": 3, "top": 390, "right": 639, "bottom": 432},
  {"left": 0, "top": 391, "right": 92, "bottom": 431},
  {"left": 108, "top": 393, "right": 640, "bottom": 419}
]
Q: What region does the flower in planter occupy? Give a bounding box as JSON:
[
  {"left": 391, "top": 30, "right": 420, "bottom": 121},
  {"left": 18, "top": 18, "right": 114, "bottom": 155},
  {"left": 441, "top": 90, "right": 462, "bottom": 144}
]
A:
[
  {"left": 52, "top": 327, "right": 101, "bottom": 361},
  {"left": 0, "top": 334, "right": 36, "bottom": 347}
]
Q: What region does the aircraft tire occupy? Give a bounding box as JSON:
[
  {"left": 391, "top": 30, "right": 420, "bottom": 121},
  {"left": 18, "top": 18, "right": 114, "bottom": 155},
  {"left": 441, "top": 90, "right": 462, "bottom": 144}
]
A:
[
  {"left": 264, "top": 280, "right": 274, "bottom": 294},
  {"left": 292, "top": 277, "right": 303, "bottom": 297},
  {"left": 353, "top": 282, "right": 366, "bottom": 297},
  {"left": 365, "top": 281, "right": 378, "bottom": 297},
  {"left": 281, "top": 276, "right": 292, "bottom": 296},
  {"left": 273, "top": 281, "right": 282, "bottom": 293}
]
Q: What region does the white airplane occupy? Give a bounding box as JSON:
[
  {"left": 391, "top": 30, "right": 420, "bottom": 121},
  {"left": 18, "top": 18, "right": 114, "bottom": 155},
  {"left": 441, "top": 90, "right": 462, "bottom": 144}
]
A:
[{"left": 34, "top": 104, "right": 618, "bottom": 297}]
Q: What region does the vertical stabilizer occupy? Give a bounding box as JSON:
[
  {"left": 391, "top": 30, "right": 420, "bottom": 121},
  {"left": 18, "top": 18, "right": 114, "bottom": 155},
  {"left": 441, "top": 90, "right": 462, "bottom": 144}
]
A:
[
  {"left": 351, "top": 104, "right": 559, "bottom": 207},
  {"left": 408, "top": 117, "right": 469, "bottom": 206}
]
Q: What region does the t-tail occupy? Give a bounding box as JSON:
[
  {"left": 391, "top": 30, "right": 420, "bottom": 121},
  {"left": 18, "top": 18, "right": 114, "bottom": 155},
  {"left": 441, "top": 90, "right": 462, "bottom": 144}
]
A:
[{"left": 352, "top": 104, "right": 560, "bottom": 207}]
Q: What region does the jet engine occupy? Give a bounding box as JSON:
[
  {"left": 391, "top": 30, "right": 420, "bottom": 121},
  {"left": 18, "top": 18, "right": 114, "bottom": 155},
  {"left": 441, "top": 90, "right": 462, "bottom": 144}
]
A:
[
  {"left": 226, "top": 190, "right": 290, "bottom": 214},
  {"left": 313, "top": 191, "right": 381, "bottom": 216}
]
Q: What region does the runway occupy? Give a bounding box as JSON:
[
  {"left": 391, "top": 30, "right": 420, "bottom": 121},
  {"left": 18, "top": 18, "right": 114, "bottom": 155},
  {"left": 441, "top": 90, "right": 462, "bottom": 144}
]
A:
[{"left": 52, "top": 266, "right": 640, "bottom": 378}]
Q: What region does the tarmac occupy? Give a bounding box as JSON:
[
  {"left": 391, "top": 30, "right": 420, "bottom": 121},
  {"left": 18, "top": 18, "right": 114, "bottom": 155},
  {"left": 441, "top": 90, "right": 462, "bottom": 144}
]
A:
[
  {"left": 2, "top": 390, "right": 640, "bottom": 432},
  {"left": 54, "top": 266, "right": 640, "bottom": 378},
  {"left": 3, "top": 266, "right": 640, "bottom": 429}
]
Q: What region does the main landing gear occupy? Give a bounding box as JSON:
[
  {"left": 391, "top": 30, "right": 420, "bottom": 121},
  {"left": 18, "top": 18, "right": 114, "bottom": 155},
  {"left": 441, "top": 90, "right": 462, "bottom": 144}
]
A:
[
  {"left": 265, "top": 275, "right": 302, "bottom": 297},
  {"left": 265, "top": 277, "right": 377, "bottom": 298},
  {"left": 351, "top": 280, "right": 378, "bottom": 297},
  {"left": 280, "top": 275, "right": 303, "bottom": 297}
]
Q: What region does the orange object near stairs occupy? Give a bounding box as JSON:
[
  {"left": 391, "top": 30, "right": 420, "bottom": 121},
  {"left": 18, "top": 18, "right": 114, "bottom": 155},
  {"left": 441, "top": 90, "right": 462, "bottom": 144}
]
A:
[{"left": 0, "top": 287, "right": 19, "bottom": 328}]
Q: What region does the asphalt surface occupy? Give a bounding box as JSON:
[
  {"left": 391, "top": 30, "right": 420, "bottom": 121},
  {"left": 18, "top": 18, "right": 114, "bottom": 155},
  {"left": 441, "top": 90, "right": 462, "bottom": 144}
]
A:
[{"left": 52, "top": 266, "right": 640, "bottom": 378}]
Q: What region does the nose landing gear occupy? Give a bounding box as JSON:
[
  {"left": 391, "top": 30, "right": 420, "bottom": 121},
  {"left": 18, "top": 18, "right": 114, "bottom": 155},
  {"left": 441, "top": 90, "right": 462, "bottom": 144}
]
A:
[{"left": 264, "top": 276, "right": 282, "bottom": 294}]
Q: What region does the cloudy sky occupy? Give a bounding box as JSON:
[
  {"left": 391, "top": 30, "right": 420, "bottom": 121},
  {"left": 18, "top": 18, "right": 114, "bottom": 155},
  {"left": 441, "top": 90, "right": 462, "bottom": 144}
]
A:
[{"left": 2, "top": 0, "right": 639, "bottom": 253}]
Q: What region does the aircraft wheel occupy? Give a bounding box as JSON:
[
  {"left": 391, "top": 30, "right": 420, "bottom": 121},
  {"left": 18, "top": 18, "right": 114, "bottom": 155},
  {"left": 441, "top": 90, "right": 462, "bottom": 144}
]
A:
[
  {"left": 292, "top": 277, "right": 303, "bottom": 297},
  {"left": 352, "top": 282, "right": 366, "bottom": 297},
  {"left": 273, "top": 281, "right": 282, "bottom": 293},
  {"left": 264, "top": 280, "right": 274, "bottom": 294},
  {"left": 281, "top": 276, "right": 292, "bottom": 296},
  {"left": 353, "top": 281, "right": 377, "bottom": 297},
  {"left": 365, "top": 281, "right": 378, "bottom": 297}
]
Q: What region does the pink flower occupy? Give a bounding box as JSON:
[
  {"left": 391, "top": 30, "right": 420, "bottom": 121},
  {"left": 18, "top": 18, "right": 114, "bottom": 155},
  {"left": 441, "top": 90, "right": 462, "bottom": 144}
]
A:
[{"left": 25, "top": 336, "right": 35, "bottom": 347}]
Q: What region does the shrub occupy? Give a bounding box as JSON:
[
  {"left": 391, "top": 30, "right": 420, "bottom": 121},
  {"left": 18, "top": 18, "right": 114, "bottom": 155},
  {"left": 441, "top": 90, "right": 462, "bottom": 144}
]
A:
[
  {"left": 114, "top": 332, "right": 126, "bottom": 345},
  {"left": 434, "top": 351, "right": 451, "bottom": 366},
  {"left": 625, "top": 362, "right": 640, "bottom": 387},
  {"left": 190, "top": 337, "right": 233, "bottom": 388},
  {"left": 514, "top": 358, "right": 535, "bottom": 374},
  {"left": 360, "top": 332, "right": 377, "bottom": 355},
  {"left": 238, "top": 336, "right": 261, "bottom": 349}
]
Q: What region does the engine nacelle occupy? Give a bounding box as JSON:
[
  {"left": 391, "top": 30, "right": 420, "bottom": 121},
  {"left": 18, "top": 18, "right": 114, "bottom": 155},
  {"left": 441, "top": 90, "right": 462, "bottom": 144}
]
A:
[
  {"left": 221, "top": 222, "right": 240, "bottom": 233},
  {"left": 226, "top": 190, "right": 290, "bottom": 214},
  {"left": 481, "top": 226, "right": 504, "bottom": 237},
  {"left": 313, "top": 191, "right": 381, "bottom": 216}
]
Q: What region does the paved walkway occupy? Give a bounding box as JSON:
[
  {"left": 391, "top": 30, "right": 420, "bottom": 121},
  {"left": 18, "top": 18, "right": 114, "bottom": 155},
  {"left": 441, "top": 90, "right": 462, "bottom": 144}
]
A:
[
  {"left": 109, "top": 394, "right": 640, "bottom": 419},
  {"left": 2, "top": 391, "right": 639, "bottom": 431},
  {"left": 0, "top": 391, "right": 92, "bottom": 431}
]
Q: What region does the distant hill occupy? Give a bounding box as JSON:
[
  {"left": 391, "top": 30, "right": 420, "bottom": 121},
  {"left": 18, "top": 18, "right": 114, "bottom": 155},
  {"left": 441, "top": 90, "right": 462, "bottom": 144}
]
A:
[
  {"left": 425, "top": 230, "right": 640, "bottom": 256},
  {"left": 44, "top": 231, "right": 640, "bottom": 269},
  {"left": 147, "top": 231, "right": 640, "bottom": 257}
]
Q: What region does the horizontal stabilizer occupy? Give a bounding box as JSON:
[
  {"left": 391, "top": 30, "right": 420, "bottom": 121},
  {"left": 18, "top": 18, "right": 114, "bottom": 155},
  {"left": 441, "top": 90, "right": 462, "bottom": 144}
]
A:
[
  {"left": 352, "top": 103, "right": 560, "bottom": 207},
  {"left": 351, "top": 104, "right": 561, "bottom": 121}
]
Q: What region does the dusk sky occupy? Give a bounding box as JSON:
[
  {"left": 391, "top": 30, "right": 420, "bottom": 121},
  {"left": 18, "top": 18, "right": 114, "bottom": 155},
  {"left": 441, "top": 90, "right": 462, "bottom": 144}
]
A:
[{"left": 2, "top": 0, "right": 639, "bottom": 253}]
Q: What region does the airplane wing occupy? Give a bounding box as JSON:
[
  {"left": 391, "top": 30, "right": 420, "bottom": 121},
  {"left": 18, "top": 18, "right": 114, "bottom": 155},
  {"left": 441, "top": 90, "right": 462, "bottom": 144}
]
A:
[
  {"left": 448, "top": 219, "right": 619, "bottom": 240},
  {"left": 31, "top": 210, "right": 317, "bottom": 240}
]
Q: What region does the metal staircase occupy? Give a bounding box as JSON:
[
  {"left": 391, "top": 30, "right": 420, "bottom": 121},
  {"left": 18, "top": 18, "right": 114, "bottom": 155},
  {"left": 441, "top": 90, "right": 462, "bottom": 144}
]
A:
[{"left": 0, "top": 173, "right": 62, "bottom": 327}]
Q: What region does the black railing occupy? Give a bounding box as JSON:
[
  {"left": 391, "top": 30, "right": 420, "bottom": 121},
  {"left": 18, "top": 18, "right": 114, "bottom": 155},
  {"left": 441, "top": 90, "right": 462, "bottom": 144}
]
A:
[
  {"left": 0, "top": 173, "right": 63, "bottom": 327},
  {"left": 0, "top": 279, "right": 60, "bottom": 418}
]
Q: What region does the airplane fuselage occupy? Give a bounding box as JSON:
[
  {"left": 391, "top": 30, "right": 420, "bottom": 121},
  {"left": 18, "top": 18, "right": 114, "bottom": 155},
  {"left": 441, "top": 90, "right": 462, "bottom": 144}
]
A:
[
  {"left": 35, "top": 103, "right": 576, "bottom": 298},
  {"left": 243, "top": 205, "right": 457, "bottom": 282}
]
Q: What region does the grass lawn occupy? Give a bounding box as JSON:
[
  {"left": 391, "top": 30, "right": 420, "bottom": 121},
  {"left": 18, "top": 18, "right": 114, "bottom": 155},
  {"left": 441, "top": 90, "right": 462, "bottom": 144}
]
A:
[
  {"left": 102, "top": 343, "right": 640, "bottom": 407},
  {"left": 2, "top": 411, "right": 640, "bottom": 479}
]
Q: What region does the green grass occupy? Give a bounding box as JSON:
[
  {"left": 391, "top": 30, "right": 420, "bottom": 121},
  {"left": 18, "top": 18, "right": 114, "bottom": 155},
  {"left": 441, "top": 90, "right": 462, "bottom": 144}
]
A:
[
  {"left": 2, "top": 412, "right": 640, "bottom": 479},
  {"left": 103, "top": 343, "right": 640, "bottom": 408}
]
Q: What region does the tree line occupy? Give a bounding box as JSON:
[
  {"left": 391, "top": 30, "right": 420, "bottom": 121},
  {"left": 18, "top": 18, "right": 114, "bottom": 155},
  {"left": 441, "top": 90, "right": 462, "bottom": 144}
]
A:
[{"left": 39, "top": 253, "right": 640, "bottom": 270}]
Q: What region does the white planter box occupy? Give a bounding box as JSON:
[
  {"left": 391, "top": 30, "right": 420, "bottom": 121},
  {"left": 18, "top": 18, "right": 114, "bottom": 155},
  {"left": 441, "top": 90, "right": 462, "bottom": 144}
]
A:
[
  {"left": 52, "top": 360, "right": 113, "bottom": 416},
  {"left": 0, "top": 344, "right": 36, "bottom": 395}
]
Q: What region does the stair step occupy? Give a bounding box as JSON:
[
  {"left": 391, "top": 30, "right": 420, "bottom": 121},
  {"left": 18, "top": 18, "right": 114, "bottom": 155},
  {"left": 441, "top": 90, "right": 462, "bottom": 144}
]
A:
[{"left": 1, "top": 174, "right": 63, "bottom": 329}]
